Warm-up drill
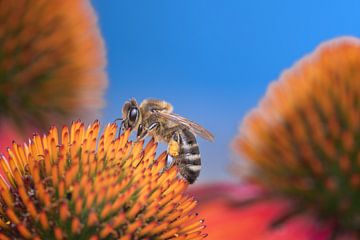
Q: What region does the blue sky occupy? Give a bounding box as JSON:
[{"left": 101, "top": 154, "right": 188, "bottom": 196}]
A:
[{"left": 91, "top": 0, "right": 360, "bottom": 182}]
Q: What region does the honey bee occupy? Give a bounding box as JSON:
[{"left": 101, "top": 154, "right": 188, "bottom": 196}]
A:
[{"left": 120, "top": 98, "right": 214, "bottom": 184}]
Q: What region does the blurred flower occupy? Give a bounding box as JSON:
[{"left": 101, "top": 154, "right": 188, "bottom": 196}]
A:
[
  {"left": 0, "top": 121, "right": 206, "bottom": 239},
  {"left": 233, "top": 37, "right": 360, "bottom": 239},
  {"left": 191, "top": 183, "right": 333, "bottom": 240},
  {"left": 0, "top": 120, "right": 22, "bottom": 154},
  {"left": 0, "top": 120, "right": 22, "bottom": 181},
  {"left": 0, "top": 0, "right": 107, "bottom": 132}
]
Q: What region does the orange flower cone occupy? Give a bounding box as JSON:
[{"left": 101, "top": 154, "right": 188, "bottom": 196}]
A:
[
  {"left": 232, "top": 37, "right": 360, "bottom": 239},
  {"left": 0, "top": 0, "right": 107, "bottom": 142},
  {"left": 0, "top": 121, "right": 206, "bottom": 239}
]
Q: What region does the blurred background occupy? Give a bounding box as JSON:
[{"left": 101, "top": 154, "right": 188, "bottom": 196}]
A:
[
  {"left": 1, "top": 1, "right": 360, "bottom": 239},
  {"left": 91, "top": 0, "right": 360, "bottom": 183}
]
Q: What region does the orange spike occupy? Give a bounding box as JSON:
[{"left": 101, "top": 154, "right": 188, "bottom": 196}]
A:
[
  {"left": 58, "top": 180, "right": 65, "bottom": 199},
  {"left": 158, "top": 167, "right": 177, "bottom": 186},
  {"left": 100, "top": 204, "right": 112, "bottom": 219},
  {"left": 138, "top": 222, "right": 157, "bottom": 236},
  {"left": 184, "top": 231, "right": 207, "bottom": 239},
  {"left": 32, "top": 164, "right": 41, "bottom": 184},
  {"left": 49, "top": 126, "right": 59, "bottom": 146},
  {"left": 60, "top": 203, "right": 70, "bottom": 222},
  {"left": 51, "top": 165, "right": 58, "bottom": 186},
  {"left": 71, "top": 217, "right": 82, "bottom": 234},
  {"left": 142, "top": 204, "right": 159, "bottom": 220},
  {"left": 58, "top": 155, "right": 66, "bottom": 177},
  {"left": 181, "top": 199, "right": 198, "bottom": 215},
  {"left": 159, "top": 191, "right": 175, "bottom": 206},
  {"left": 43, "top": 194, "right": 52, "bottom": 209},
  {"left": 126, "top": 202, "right": 142, "bottom": 220},
  {"left": 65, "top": 163, "right": 78, "bottom": 186},
  {"left": 169, "top": 213, "right": 198, "bottom": 229},
  {"left": 12, "top": 143, "right": 26, "bottom": 175},
  {"left": 0, "top": 189, "right": 13, "bottom": 208},
  {"left": 80, "top": 175, "right": 90, "bottom": 193},
  {"left": 13, "top": 169, "right": 24, "bottom": 188},
  {"left": 158, "top": 227, "right": 180, "bottom": 239},
  {"left": 99, "top": 224, "right": 115, "bottom": 238},
  {"left": 158, "top": 203, "right": 176, "bottom": 219},
  {"left": 131, "top": 140, "right": 144, "bottom": 161},
  {"left": 149, "top": 221, "right": 169, "bottom": 235},
  {"left": 33, "top": 133, "right": 44, "bottom": 156},
  {"left": 172, "top": 180, "right": 188, "bottom": 196},
  {"left": 163, "top": 209, "right": 182, "bottom": 222},
  {"left": 86, "top": 192, "right": 96, "bottom": 209},
  {"left": 61, "top": 126, "right": 70, "bottom": 154},
  {"left": 118, "top": 234, "right": 131, "bottom": 240},
  {"left": 70, "top": 141, "right": 79, "bottom": 160},
  {"left": 112, "top": 213, "right": 126, "bottom": 228},
  {"left": 89, "top": 153, "right": 97, "bottom": 176},
  {"left": 0, "top": 157, "right": 14, "bottom": 186},
  {"left": 54, "top": 227, "right": 63, "bottom": 240},
  {"left": 7, "top": 149, "right": 22, "bottom": 175},
  {"left": 17, "top": 224, "right": 33, "bottom": 239},
  {"left": 179, "top": 221, "right": 205, "bottom": 235},
  {"left": 87, "top": 211, "right": 99, "bottom": 226},
  {"left": 44, "top": 150, "right": 52, "bottom": 176},
  {"left": 26, "top": 200, "right": 38, "bottom": 220},
  {"left": 112, "top": 186, "right": 136, "bottom": 210},
  {"left": 147, "top": 188, "right": 161, "bottom": 203},
  {"left": 75, "top": 198, "right": 83, "bottom": 215},
  {"left": 0, "top": 233, "right": 11, "bottom": 240},
  {"left": 39, "top": 211, "right": 49, "bottom": 230},
  {"left": 71, "top": 182, "right": 80, "bottom": 200},
  {"left": 119, "top": 129, "right": 131, "bottom": 149},
  {"left": 143, "top": 139, "right": 157, "bottom": 162},
  {"left": 126, "top": 219, "right": 142, "bottom": 234}
]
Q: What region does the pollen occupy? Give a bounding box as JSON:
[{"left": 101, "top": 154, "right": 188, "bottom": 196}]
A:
[
  {"left": 168, "top": 138, "right": 180, "bottom": 157},
  {"left": 0, "top": 120, "right": 206, "bottom": 239}
]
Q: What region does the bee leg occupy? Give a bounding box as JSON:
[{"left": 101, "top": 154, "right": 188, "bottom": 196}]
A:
[
  {"left": 114, "top": 118, "right": 124, "bottom": 138},
  {"left": 148, "top": 122, "right": 160, "bottom": 131},
  {"left": 119, "top": 121, "right": 125, "bottom": 138},
  {"left": 136, "top": 126, "right": 148, "bottom": 142},
  {"left": 136, "top": 122, "right": 160, "bottom": 141}
]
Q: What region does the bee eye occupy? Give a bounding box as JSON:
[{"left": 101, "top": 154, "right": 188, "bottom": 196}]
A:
[{"left": 128, "top": 107, "right": 139, "bottom": 123}]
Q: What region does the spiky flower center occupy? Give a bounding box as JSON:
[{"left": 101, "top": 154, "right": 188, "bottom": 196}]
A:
[
  {"left": 235, "top": 37, "right": 360, "bottom": 234},
  {"left": 0, "top": 121, "right": 206, "bottom": 239}
]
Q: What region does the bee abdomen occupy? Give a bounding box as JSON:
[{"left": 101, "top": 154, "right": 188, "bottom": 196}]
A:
[
  {"left": 175, "top": 129, "right": 201, "bottom": 184},
  {"left": 178, "top": 153, "right": 201, "bottom": 165}
]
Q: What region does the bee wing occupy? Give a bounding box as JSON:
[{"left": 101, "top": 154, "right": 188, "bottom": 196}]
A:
[{"left": 153, "top": 111, "right": 215, "bottom": 142}]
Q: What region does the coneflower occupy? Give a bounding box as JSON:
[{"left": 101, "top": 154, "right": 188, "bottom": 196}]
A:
[
  {"left": 0, "top": 121, "right": 206, "bottom": 239},
  {"left": 0, "top": 0, "right": 107, "bottom": 131},
  {"left": 233, "top": 37, "right": 360, "bottom": 239}
]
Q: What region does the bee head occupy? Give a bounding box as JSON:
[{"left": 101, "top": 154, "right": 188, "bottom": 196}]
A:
[{"left": 122, "top": 98, "right": 141, "bottom": 130}]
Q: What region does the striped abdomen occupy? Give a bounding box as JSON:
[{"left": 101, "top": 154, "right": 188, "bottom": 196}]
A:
[{"left": 173, "top": 128, "right": 201, "bottom": 184}]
